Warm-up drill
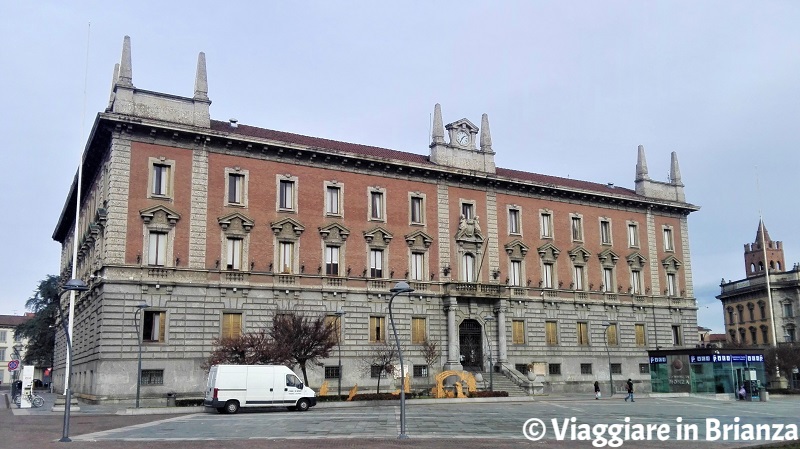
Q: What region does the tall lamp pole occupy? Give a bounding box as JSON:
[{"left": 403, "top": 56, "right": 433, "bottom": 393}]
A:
[
  {"left": 601, "top": 321, "right": 614, "bottom": 396},
  {"left": 134, "top": 303, "right": 150, "bottom": 408},
  {"left": 60, "top": 278, "right": 88, "bottom": 443},
  {"left": 334, "top": 308, "right": 346, "bottom": 399},
  {"left": 388, "top": 281, "right": 414, "bottom": 439},
  {"left": 484, "top": 316, "right": 495, "bottom": 391}
]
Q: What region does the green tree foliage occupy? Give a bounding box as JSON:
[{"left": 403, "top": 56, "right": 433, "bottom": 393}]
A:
[
  {"left": 14, "top": 275, "right": 60, "bottom": 366},
  {"left": 764, "top": 344, "right": 800, "bottom": 388},
  {"left": 271, "top": 312, "right": 337, "bottom": 386}
]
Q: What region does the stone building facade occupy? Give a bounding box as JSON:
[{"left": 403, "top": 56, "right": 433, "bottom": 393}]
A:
[
  {"left": 52, "top": 37, "right": 700, "bottom": 404},
  {"left": 718, "top": 221, "right": 800, "bottom": 347}
]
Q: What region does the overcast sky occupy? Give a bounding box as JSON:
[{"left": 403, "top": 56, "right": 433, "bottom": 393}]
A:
[{"left": 2, "top": 1, "right": 798, "bottom": 334}]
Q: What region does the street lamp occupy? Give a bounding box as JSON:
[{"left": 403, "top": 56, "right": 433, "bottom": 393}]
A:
[
  {"left": 334, "top": 308, "right": 346, "bottom": 398},
  {"left": 388, "top": 281, "right": 414, "bottom": 439},
  {"left": 483, "top": 316, "right": 495, "bottom": 392},
  {"left": 60, "top": 278, "right": 88, "bottom": 443},
  {"left": 134, "top": 303, "right": 150, "bottom": 408},
  {"left": 601, "top": 321, "right": 614, "bottom": 397}
]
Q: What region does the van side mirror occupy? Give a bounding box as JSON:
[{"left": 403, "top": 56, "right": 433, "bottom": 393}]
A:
[{"left": 299, "top": 383, "right": 304, "bottom": 390}]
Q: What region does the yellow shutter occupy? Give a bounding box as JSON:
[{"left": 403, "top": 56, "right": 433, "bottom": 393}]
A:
[
  {"left": 158, "top": 312, "right": 166, "bottom": 342},
  {"left": 546, "top": 321, "right": 558, "bottom": 345},
  {"left": 635, "top": 324, "right": 645, "bottom": 347},
  {"left": 222, "top": 313, "right": 242, "bottom": 339},
  {"left": 607, "top": 324, "right": 618, "bottom": 346},
  {"left": 411, "top": 317, "right": 426, "bottom": 344},
  {"left": 512, "top": 320, "right": 525, "bottom": 344}
]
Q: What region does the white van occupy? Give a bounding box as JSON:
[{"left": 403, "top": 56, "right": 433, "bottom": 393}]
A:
[{"left": 203, "top": 365, "right": 317, "bottom": 414}]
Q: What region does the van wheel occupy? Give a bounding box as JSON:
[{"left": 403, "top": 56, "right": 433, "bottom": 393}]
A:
[
  {"left": 224, "top": 400, "right": 240, "bottom": 414},
  {"left": 296, "top": 399, "right": 310, "bottom": 412}
]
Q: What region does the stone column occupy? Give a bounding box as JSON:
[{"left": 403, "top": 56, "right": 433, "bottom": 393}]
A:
[
  {"left": 495, "top": 301, "right": 508, "bottom": 364},
  {"left": 443, "top": 297, "right": 461, "bottom": 371}
]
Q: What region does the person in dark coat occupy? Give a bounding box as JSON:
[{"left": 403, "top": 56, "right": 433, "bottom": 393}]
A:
[{"left": 624, "top": 378, "right": 634, "bottom": 402}]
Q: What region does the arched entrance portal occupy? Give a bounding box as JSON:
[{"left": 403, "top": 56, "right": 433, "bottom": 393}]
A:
[{"left": 459, "top": 319, "right": 484, "bottom": 371}]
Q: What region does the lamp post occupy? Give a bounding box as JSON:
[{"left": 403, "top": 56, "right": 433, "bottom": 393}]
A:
[
  {"left": 483, "top": 316, "right": 495, "bottom": 391},
  {"left": 60, "top": 278, "right": 88, "bottom": 443},
  {"left": 601, "top": 321, "right": 614, "bottom": 396},
  {"left": 134, "top": 303, "right": 150, "bottom": 408},
  {"left": 334, "top": 308, "right": 346, "bottom": 399},
  {"left": 388, "top": 281, "right": 414, "bottom": 439}
]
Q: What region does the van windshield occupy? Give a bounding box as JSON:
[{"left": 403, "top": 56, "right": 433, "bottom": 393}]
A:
[{"left": 286, "top": 374, "right": 302, "bottom": 388}]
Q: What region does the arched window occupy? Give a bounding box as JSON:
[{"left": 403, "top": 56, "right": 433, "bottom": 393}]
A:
[
  {"left": 770, "top": 261, "right": 775, "bottom": 269},
  {"left": 750, "top": 263, "right": 755, "bottom": 273},
  {"left": 777, "top": 261, "right": 782, "bottom": 271}
]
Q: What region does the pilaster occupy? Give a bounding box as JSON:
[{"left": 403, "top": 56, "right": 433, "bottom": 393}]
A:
[
  {"left": 646, "top": 208, "right": 660, "bottom": 294},
  {"left": 189, "top": 140, "right": 209, "bottom": 268},
  {"left": 437, "top": 183, "right": 451, "bottom": 280},
  {"left": 104, "top": 130, "right": 131, "bottom": 264}
]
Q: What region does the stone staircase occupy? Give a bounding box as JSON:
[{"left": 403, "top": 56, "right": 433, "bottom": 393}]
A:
[{"left": 476, "top": 371, "right": 529, "bottom": 397}]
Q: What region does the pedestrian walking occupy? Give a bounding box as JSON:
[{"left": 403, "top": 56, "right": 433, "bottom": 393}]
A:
[
  {"left": 624, "top": 378, "right": 634, "bottom": 402},
  {"left": 594, "top": 380, "right": 601, "bottom": 400}
]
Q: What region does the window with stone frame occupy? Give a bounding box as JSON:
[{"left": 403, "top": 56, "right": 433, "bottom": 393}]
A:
[
  {"left": 663, "top": 226, "right": 675, "bottom": 252},
  {"left": 461, "top": 201, "right": 475, "bottom": 220},
  {"left": 672, "top": 325, "right": 682, "bottom": 346},
  {"left": 606, "top": 323, "right": 619, "bottom": 346},
  {"left": 368, "top": 187, "right": 386, "bottom": 221},
  {"left": 600, "top": 219, "right": 612, "bottom": 245},
  {"left": 508, "top": 206, "right": 521, "bottom": 235},
  {"left": 577, "top": 322, "right": 590, "bottom": 345},
  {"left": 749, "top": 326, "right": 758, "bottom": 344},
  {"left": 571, "top": 215, "right": 584, "bottom": 242},
  {"left": 142, "top": 310, "right": 167, "bottom": 343},
  {"left": 540, "top": 210, "right": 553, "bottom": 238},
  {"left": 727, "top": 307, "right": 735, "bottom": 324},
  {"left": 269, "top": 217, "right": 304, "bottom": 274},
  {"left": 758, "top": 301, "right": 766, "bottom": 320},
  {"left": 462, "top": 253, "right": 476, "bottom": 282},
  {"left": 580, "top": 363, "right": 593, "bottom": 375},
  {"left": 598, "top": 249, "right": 619, "bottom": 292},
  {"left": 537, "top": 243, "right": 560, "bottom": 289},
  {"left": 413, "top": 365, "right": 429, "bottom": 377},
  {"left": 635, "top": 323, "right": 646, "bottom": 347},
  {"left": 545, "top": 321, "right": 558, "bottom": 345},
  {"left": 148, "top": 157, "right": 175, "bottom": 199},
  {"left": 277, "top": 175, "right": 298, "bottom": 212},
  {"left": 404, "top": 230, "right": 432, "bottom": 281},
  {"left": 410, "top": 193, "right": 425, "bottom": 225},
  {"left": 747, "top": 303, "right": 755, "bottom": 322},
  {"left": 218, "top": 212, "right": 254, "bottom": 271},
  {"left": 225, "top": 167, "right": 248, "bottom": 207},
  {"left": 627, "top": 252, "right": 646, "bottom": 294},
  {"left": 325, "top": 182, "right": 343, "bottom": 217},
  {"left": 369, "top": 316, "right": 386, "bottom": 343},
  {"left": 319, "top": 223, "right": 350, "bottom": 276},
  {"left": 761, "top": 325, "right": 769, "bottom": 344},
  {"left": 411, "top": 317, "right": 426, "bottom": 344},
  {"left": 221, "top": 312, "right": 242, "bottom": 339},
  {"left": 568, "top": 246, "right": 590, "bottom": 291},
  {"left": 627, "top": 222, "right": 640, "bottom": 248},
  {"left": 661, "top": 256, "right": 682, "bottom": 297},
  {"left": 364, "top": 226, "right": 392, "bottom": 279},
  {"left": 140, "top": 205, "right": 181, "bottom": 268},
  {"left": 504, "top": 240, "right": 529, "bottom": 288},
  {"left": 512, "top": 320, "right": 525, "bottom": 344},
  {"left": 548, "top": 363, "right": 561, "bottom": 375}
]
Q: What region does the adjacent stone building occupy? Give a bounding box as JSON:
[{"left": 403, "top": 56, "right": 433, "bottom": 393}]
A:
[
  {"left": 718, "top": 222, "right": 800, "bottom": 346},
  {"left": 52, "top": 37, "right": 700, "bottom": 404},
  {"left": 0, "top": 313, "right": 32, "bottom": 386}
]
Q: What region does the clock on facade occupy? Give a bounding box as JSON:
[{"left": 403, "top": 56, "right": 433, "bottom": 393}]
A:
[{"left": 456, "top": 130, "right": 469, "bottom": 146}]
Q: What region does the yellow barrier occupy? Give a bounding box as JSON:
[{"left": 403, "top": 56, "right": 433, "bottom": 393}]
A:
[
  {"left": 432, "top": 370, "right": 478, "bottom": 398},
  {"left": 319, "top": 380, "right": 329, "bottom": 396},
  {"left": 346, "top": 384, "right": 358, "bottom": 401}
]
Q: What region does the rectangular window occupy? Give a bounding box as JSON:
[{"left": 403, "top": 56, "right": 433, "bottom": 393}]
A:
[
  {"left": 148, "top": 231, "right": 167, "bottom": 266},
  {"left": 635, "top": 324, "right": 646, "bottom": 347},
  {"left": 371, "top": 365, "right": 387, "bottom": 378},
  {"left": 571, "top": 216, "right": 583, "bottom": 241},
  {"left": 461, "top": 203, "right": 474, "bottom": 219},
  {"left": 545, "top": 321, "right": 558, "bottom": 345},
  {"left": 411, "top": 317, "right": 426, "bottom": 344},
  {"left": 759, "top": 303, "right": 766, "bottom": 319},
  {"left": 639, "top": 363, "right": 650, "bottom": 374},
  {"left": 580, "top": 363, "right": 593, "bottom": 375},
  {"left": 369, "top": 249, "right": 383, "bottom": 278},
  {"left": 611, "top": 363, "right": 622, "bottom": 375},
  {"left": 152, "top": 164, "right": 170, "bottom": 196},
  {"left": 761, "top": 327, "right": 769, "bottom": 344},
  {"left": 600, "top": 220, "right": 612, "bottom": 244},
  {"left": 142, "top": 310, "right": 167, "bottom": 343},
  {"left": 410, "top": 196, "right": 424, "bottom": 224},
  {"left": 370, "top": 191, "right": 384, "bottom": 220},
  {"left": 226, "top": 238, "right": 242, "bottom": 270},
  {"left": 279, "top": 242, "right": 294, "bottom": 273},
  {"left": 540, "top": 212, "right": 553, "bottom": 238},
  {"left": 413, "top": 365, "right": 429, "bottom": 378},
  {"left": 664, "top": 228, "right": 674, "bottom": 251},
  {"left": 325, "top": 366, "right": 340, "bottom": 379},
  {"left": 369, "top": 316, "right": 386, "bottom": 343},
  {"left": 606, "top": 323, "right": 618, "bottom": 346},
  {"left": 667, "top": 273, "right": 677, "bottom": 296},
  {"left": 510, "top": 260, "right": 522, "bottom": 286},
  {"left": 410, "top": 252, "right": 424, "bottom": 281},
  {"left": 221, "top": 313, "right": 242, "bottom": 339},
  {"left": 279, "top": 180, "right": 295, "bottom": 211},
  {"left": 512, "top": 320, "right": 525, "bottom": 344},
  {"left": 672, "top": 325, "right": 682, "bottom": 346},
  {"left": 324, "top": 315, "right": 341, "bottom": 343},
  {"left": 542, "top": 263, "right": 554, "bottom": 288},
  {"left": 573, "top": 265, "right": 585, "bottom": 290},
  {"left": 140, "top": 369, "right": 164, "bottom": 385},
  {"left": 602, "top": 268, "right": 614, "bottom": 292},
  {"left": 326, "top": 186, "right": 341, "bottom": 216},
  {"left": 628, "top": 224, "right": 639, "bottom": 247},
  {"left": 630, "top": 270, "right": 642, "bottom": 294},
  {"left": 0, "top": 330, "right": 6, "bottom": 341},
  {"left": 0, "top": 349, "right": 5, "bottom": 360},
  {"left": 515, "top": 364, "right": 529, "bottom": 375},
  {"left": 462, "top": 254, "right": 475, "bottom": 282},
  {"left": 783, "top": 303, "right": 793, "bottom": 317},
  {"left": 548, "top": 363, "right": 561, "bottom": 375},
  {"left": 577, "top": 322, "right": 589, "bottom": 345},
  {"left": 228, "top": 173, "right": 244, "bottom": 204},
  {"left": 509, "top": 209, "right": 520, "bottom": 234},
  {"left": 325, "top": 246, "right": 340, "bottom": 276}
]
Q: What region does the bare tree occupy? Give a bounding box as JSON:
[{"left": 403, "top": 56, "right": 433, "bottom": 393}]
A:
[
  {"left": 420, "top": 338, "right": 441, "bottom": 377},
  {"left": 202, "top": 329, "right": 291, "bottom": 371},
  {"left": 359, "top": 341, "right": 400, "bottom": 394},
  {"left": 270, "top": 312, "right": 337, "bottom": 386}
]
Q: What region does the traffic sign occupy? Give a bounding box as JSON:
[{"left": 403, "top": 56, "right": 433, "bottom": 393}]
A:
[{"left": 8, "top": 360, "right": 20, "bottom": 371}]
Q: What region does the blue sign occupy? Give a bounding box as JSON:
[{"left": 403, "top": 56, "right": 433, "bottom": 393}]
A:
[
  {"left": 710, "top": 354, "right": 764, "bottom": 363},
  {"left": 712, "top": 354, "right": 731, "bottom": 363},
  {"left": 650, "top": 356, "right": 667, "bottom": 364},
  {"left": 690, "top": 355, "right": 713, "bottom": 363}
]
